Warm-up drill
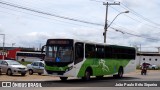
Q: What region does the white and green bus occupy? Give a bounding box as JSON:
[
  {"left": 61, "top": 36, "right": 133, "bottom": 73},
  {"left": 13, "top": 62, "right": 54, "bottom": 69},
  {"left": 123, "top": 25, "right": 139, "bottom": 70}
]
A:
[{"left": 42, "top": 39, "right": 136, "bottom": 81}]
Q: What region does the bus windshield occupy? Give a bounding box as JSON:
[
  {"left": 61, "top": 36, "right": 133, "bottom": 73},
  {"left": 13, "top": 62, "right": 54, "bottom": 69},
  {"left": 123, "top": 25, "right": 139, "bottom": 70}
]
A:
[{"left": 45, "top": 46, "right": 73, "bottom": 63}]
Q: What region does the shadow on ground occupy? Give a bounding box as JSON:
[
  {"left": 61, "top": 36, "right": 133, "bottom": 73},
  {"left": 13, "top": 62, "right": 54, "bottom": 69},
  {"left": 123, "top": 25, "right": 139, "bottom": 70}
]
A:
[{"left": 42, "top": 76, "right": 140, "bottom": 87}]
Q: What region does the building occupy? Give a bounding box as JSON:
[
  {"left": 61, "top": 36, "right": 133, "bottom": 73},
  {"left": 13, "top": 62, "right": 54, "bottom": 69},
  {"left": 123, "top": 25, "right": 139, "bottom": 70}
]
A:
[
  {"left": 136, "top": 52, "right": 160, "bottom": 67},
  {"left": 0, "top": 47, "right": 35, "bottom": 60}
]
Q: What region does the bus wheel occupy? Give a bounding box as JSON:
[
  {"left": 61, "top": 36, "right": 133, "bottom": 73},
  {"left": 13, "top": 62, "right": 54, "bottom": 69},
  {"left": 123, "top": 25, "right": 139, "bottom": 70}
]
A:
[
  {"left": 82, "top": 70, "right": 91, "bottom": 81},
  {"left": 60, "top": 77, "right": 68, "bottom": 81},
  {"left": 118, "top": 67, "right": 123, "bottom": 78}
]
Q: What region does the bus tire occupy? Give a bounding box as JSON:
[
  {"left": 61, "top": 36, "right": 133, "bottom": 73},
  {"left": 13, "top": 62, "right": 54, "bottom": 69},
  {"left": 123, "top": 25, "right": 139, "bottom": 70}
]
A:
[
  {"left": 82, "top": 69, "right": 92, "bottom": 81},
  {"left": 60, "top": 77, "right": 68, "bottom": 81},
  {"left": 29, "top": 69, "right": 33, "bottom": 75},
  {"left": 118, "top": 67, "right": 123, "bottom": 78}
]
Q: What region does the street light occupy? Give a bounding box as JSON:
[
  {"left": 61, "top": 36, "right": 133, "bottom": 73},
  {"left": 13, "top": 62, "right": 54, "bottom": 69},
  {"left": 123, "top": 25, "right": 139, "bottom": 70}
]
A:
[
  {"left": 107, "top": 11, "right": 129, "bottom": 28},
  {"left": 0, "top": 34, "right": 5, "bottom": 60},
  {"left": 103, "top": 11, "right": 129, "bottom": 43}
]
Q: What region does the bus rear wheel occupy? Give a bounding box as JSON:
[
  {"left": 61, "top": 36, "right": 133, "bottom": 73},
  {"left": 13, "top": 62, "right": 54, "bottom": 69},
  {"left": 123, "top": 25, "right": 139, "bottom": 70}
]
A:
[
  {"left": 118, "top": 67, "right": 123, "bottom": 78},
  {"left": 60, "top": 77, "right": 68, "bottom": 81},
  {"left": 82, "top": 70, "right": 91, "bottom": 81}
]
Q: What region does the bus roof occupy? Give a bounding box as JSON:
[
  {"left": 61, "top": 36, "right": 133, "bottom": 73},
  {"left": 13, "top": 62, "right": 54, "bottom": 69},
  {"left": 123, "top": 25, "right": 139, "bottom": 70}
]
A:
[
  {"left": 16, "top": 51, "right": 43, "bottom": 54},
  {"left": 46, "top": 38, "right": 135, "bottom": 49}
]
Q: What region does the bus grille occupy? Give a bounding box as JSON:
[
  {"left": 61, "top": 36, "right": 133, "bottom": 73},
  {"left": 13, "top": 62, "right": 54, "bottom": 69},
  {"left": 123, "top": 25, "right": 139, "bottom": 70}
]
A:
[{"left": 46, "top": 70, "right": 65, "bottom": 75}]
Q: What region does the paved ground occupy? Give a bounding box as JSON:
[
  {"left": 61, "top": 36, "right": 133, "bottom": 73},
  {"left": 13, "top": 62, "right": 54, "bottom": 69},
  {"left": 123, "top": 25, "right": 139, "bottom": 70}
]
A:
[
  {"left": 0, "top": 70, "right": 159, "bottom": 81},
  {"left": 0, "top": 70, "right": 160, "bottom": 90},
  {"left": 0, "top": 73, "right": 57, "bottom": 81},
  {"left": 0, "top": 70, "right": 139, "bottom": 81}
]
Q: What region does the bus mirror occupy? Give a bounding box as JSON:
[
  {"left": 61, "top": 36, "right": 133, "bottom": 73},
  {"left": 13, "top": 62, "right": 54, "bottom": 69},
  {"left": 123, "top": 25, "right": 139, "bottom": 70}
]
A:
[{"left": 41, "top": 45, "right": 46, "bottom": 54}]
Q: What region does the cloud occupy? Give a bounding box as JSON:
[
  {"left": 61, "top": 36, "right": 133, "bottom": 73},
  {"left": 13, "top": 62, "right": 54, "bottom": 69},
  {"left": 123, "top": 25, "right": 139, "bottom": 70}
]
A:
[
  {"left": 15, "top": 32, "right": 50, "bottom": 47},
  {"left": 15, "top": 26, "right": 104, "bottom": 48},
  {"left": 0, "top": 24, "right": 3, "bottom": 33},
  {"left": 1, "top": 0, "right": 160, "bottom": 52}
]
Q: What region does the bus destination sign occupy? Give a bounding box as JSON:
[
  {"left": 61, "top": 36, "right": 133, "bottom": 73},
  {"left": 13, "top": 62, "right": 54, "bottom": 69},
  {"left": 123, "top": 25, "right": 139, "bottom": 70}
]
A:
[
  {"left": 49, "top": 41, "right": 69, "bottom": 44},
  {"left": 47, "top": 39, "right": 73, "bottom": 45}
]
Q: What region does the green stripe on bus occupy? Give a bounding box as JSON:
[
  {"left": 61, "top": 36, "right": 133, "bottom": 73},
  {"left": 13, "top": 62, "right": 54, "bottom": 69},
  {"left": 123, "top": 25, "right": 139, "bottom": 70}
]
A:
[
  {"left": 45, "top": 65, "right": 68, "bottom": 71},
  {"left": 77, "top": 58, "right": 130, "bottom": 77}
]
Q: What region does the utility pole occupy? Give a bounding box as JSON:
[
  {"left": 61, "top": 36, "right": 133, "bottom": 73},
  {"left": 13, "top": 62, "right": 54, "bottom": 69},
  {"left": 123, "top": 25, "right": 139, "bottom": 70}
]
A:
[
  {"left": 0, "top": 34, "right": 5, "bottom": 60},
  {"left": 139, "top": 44, "right": 142, "bottom": 65},
  {"left": 12, "top": 43, "right": 16, "bottom": 47},
  {"left": 103, "top": 2, "right": 120, "bottom": 43},
  {"left": 39, "top": 43, "right": 41, "bottom": 51},
  {"left": 2, "top": 34, "right": 5, "bottom": 60}
]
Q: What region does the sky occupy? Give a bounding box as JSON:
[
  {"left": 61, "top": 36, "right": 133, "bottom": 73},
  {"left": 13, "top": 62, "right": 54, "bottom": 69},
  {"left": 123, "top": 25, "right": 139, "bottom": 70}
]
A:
[{"left": 0, "top": 0, "right": 160, "bottom": 51}]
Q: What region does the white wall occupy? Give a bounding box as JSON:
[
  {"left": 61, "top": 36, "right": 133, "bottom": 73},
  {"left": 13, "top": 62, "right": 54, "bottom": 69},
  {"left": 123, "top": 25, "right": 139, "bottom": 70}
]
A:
[
  {"left": 158, "top": 48, "right": 160, "bottom": 53},
  {"left": 136, "top": 56, "right": 160, "bottom": 67}
]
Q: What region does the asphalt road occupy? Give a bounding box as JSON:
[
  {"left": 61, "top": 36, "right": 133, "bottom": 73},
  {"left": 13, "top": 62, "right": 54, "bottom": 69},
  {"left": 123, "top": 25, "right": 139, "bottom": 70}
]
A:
[
  {"left": 40, "top": 70, "right": 160, "bottom": 87},
  {"left": 0, "top": 70, "right": 160, "bottom": 90}
]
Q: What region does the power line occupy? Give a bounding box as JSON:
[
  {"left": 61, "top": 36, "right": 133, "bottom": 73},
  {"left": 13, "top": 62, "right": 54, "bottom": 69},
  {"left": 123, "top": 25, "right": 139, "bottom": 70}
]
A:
[
  {"left": 0, "top": 6, "right": 105, "bottom": 46},
  {"left": 111, "top": 5, "right": 160, "bottom": 30},
  {"left": 110, "top": 27, "right": 159, "bottom": 41},
  {"left": 91, "top": 0, "right": 160, "bottom": 36},
  {"left": 0, "top": 5, "right": 104, "bottom": 30},
  {"left": 0, "top": 0, "right": 159, "bottom": 42},
  {"left": 0, "top": 0, "right": 103, "bottom": 26},
  {"left": 110, "top": 5, "right": 142, "bottom": 23},
  {"left": 7, "top": 0, "right": 63, "bottom": 15},
  {"left": 109, "top": 23, "right": 139, "bottom": 35},
  {"left": 5, "top": 0, "right": 103, "bottom": 27},
  {"left": 120, "top": 3, "right": 160, "bottom": 27}
]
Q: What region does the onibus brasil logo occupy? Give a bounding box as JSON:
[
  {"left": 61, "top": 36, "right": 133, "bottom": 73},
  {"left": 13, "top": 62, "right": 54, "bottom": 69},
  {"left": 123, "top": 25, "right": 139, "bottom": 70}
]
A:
[{"left": 1, "top": 82, "right": 42, "bottom": 87}]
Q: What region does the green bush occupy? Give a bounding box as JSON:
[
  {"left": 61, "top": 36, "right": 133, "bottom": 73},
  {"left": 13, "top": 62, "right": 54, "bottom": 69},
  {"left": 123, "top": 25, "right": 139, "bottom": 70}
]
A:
[
  {"left": 136, "top": 65, "right": 141, "bottom": 69},
  {"left": 19, "top": 61, "right": 31, "bottom": 66}
]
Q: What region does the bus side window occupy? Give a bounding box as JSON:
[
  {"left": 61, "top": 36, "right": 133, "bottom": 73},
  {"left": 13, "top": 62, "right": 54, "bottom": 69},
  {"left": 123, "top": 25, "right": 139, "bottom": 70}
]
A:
[
  {"left": 74, "top": 42, "right": 84, "bottom": 64},
  {"left": 96, "top": 45, "right": 105, "bottom": 59},
  {"left": 85, "top": 44, "right": 95, "bottom": 58},
  {"left": 105, "top": 46, "right": 113, "bottom": 59}
]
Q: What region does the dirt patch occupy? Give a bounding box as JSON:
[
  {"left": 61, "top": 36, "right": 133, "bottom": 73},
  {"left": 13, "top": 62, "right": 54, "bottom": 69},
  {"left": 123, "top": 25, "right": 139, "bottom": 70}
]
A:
[{"left": 0, "top": 73, "right": 59, "bottom": 81}]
